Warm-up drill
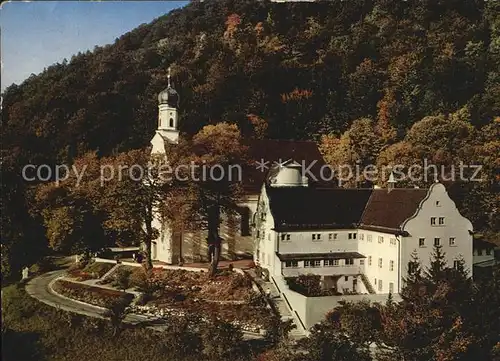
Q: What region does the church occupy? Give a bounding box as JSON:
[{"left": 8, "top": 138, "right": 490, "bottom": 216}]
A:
[
  {"left": 148, "top": 72, "right": 332, "bottom": 264},
  {"left": 148, "top": 75, "right": 474, "bottom": 292}
]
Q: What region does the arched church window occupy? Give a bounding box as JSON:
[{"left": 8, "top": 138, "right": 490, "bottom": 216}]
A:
[{"left": 169, "top": 118, "right": 174, "bottom": 127}]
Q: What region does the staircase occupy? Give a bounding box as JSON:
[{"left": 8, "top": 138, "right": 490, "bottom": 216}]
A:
[
  {"left": 360, "top": 273, "right": 376, "bottom": 294},
  {"left": 247, "top": 270, "right": 306, "bottom": 339}
]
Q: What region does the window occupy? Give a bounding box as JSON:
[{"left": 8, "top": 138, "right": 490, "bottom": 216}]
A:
[
  {"left": 378, "top": 280, "right": 383, "bottom": 292},
  {"left": 304, "top": 260, "right": 312, "bottom": 268},
  {"left": 449, "top": 237, "right": 456, "bottom": 246},
  {"left": 368, "top": 256, "right": 372, "bottom": 266},
  {"left": 434, "top": 238, "right": 441, "bottom": 246},
  {"left": 419, "top": 238, "right": 425, "bottom": 247},
  {"left": 324, "top": 259, "right": 335, "bottom": 267},
  {"left": 344, "top": 276, "right": 349, "bottom": 281},
  {"left": 345, "top": 258, "right": 354, "bottom": 266},
  {"left": 478, "top": 249, "right": 483, "bottom": 256},
  {"left": 436, "top": 201, "right": 441, "bottom": 207},
  {"left": 374, "top": 278, "right": 377, "bottom": 286},
  {"left": 439, "top": 217, "right": 445, "bottom": 225},
  {"left": 329, "top": 233, "right": 338, "bottom": 241},
  {"left": 333, "top": 259, "right": 339, "bottom": 266},
  {"left": 169, "top": 118, "right": 174, "bottom": 127},
  {"left": 389, "top": 282, "right": 394, "bottom": 293},
  {"left": 378, "top": 258, "right": 383, "bottom": 268},
  {"left": 453, "top": 260, "right": 460, "bottom": 269},
  {"left": 367, "top": 235, "right": 373, "bottom": 242},
  {"left": 390, "top": 260, "right": 394, "bottom": 271},
  {"left": 390, "top": 238, "right": 397, "bottom": 246},
  {"left": 262, "top": 230, "right": 265, "bottom": 239},
  {"left": 281, "top": 233, "right": 291, "bottom": 241},
  {"left": 378, "top": 236, "right": 384, "bottom": 244},
  {"left": 348, "top": 233, "right": 357, "bottom": 240},
  {"left": 359, "top": 233, "right": 364, "bottom": 240},
  {"left": 360, "top": 259, "right": 365, "bottom": 265},
  {"left": 285, "top": 261, "right": 298, "bottom": 268},
  {"left": 486, "top": 249, "right": 492, "bottom": 256},
  {"left": 313, "top": 260, "right": 321, "bottom": 267},
  {"left": 431, "top": 217, "right": 436, "bottom": 225},
  {"left": 312, "top": 234, "right": 321, "bottom": 241}
]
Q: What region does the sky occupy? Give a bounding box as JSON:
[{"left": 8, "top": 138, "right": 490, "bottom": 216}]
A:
[{"left": 1, "top": 1, "right": 189, "bottom": 91}]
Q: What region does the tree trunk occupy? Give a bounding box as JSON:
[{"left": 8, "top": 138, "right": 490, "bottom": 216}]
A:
[
  {"left": 143, "top": 207, "right": 154, "bottom": 270},
  {"left": 207, "top": 203, "right": 221, "bottom": 278}
]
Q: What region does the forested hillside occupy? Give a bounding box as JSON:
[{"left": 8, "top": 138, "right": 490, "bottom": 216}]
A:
[{"left": 2, "top": 0, "right": 499, "bottom": 277}]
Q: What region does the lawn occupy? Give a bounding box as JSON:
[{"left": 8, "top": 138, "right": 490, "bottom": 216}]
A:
[
  {"left": 66, "top": 262, "right": 115, "bottom": 281},
  {"left": 52, "top": 279, "right": 134, "bottom": 308}
]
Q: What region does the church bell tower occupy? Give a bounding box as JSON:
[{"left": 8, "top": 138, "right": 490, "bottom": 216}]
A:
[{"left": 156, "top": 67, "right": 180, "bottom": 144}]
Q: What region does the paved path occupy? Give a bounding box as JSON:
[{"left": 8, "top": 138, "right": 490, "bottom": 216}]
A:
[{"left": 25, "top": 270, "right": 264, "bottom": 339}]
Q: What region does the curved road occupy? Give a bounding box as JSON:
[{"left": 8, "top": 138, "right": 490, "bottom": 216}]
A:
[{"left": 26, "top": 270, "right": 110, "bottom": 320}]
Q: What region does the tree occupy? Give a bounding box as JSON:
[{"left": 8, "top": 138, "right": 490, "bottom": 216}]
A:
[
  {"left": 177, "top": 123, "right": 248, "bottom": 276},
  {"left": 96, "top": 149, "right": 172, "bottom": 270},
  {"left": 104, "top": 296, "right": 131, "bottom": 337},
  {"left": 300, "top": 321, "right": 372, "bottom": 361}
]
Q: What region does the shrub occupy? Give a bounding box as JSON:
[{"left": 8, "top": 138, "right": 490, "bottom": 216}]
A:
[
  {"left": 230, "top": 274, "right": 253, "bottom": 289},
  {"left": 104, "top": 296, "right": 131, "bottom": 337},
  {"left": 129, "top": 267, "right": 148, "bottom": 289},
  {"left": 244, "top": 292, "right": 267, "bottom": 307},
  {"left": 113, "top": 268, "right": 132, "bottom": 291},
  {"left": 28, "top": 258, "right": 55, "bottom": 275},
  {"left": 201, "top": 318, "right": 243, "bottom": 359},
  {"left": 286, "top": 274, "right": 322, "bottom": 296}
]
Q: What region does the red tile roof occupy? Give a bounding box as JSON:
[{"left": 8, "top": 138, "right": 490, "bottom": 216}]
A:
[{"left": 359, "top": 189, "right": 428, "bottom": 231}]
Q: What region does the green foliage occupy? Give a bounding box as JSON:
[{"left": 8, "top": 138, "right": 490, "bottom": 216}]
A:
[
  {"left": 263, "top": 314, "right": 296, "bottom": 345},
  {"left": 113, "top": 268, "right": 132, "bottom": 291},
  {"left": 285, "top": 274, "right": 323, "bottom": 296},
  {"left": 200, "top": 318, "right": 244, "bottom": 359},
  {"left": 104, "top": 296, "right": 131, "bottom": 337}
]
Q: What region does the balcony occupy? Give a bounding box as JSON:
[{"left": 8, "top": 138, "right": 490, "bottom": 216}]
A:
[{"left": 282, "top": 265, "right": 365, "bottom": 277}]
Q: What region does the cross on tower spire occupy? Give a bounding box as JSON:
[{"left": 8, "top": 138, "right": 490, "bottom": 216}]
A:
[{"left": 167, "top": 66, "right": 171, "bottom": 87}]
